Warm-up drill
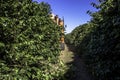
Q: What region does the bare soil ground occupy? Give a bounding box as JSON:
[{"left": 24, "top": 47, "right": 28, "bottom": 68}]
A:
[{"left": 59, "top": 44, "right": 92, "bottom": 80}]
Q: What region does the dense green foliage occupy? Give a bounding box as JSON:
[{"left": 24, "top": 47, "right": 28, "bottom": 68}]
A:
[
  {"left": 65, "top": 0, "right": 120, "bottom": 79},
  {"left": 0, "top": 0, "right": 65, "bottom": 79}
]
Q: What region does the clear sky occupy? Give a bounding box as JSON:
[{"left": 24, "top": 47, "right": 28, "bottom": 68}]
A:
[{"left": 32, "top": 0, "right": 98, "bottom": 33}]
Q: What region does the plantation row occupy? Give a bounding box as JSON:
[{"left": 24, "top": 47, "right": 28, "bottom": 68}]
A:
[
  {"left": 65, "top": 0, "right": 120, "bottom": 80},
  {"left": 0, "top": 0, "right": 64, "bottom": 79}
]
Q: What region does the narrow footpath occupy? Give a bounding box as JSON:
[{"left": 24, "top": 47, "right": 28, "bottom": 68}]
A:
[{"left": 59, "top": 44, "right": 92, "bottom": 80}]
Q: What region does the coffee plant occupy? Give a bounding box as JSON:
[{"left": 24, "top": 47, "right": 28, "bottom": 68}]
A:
[
  {"left": 65, "top": 0, "right": 120, "bottom": 79},
  {"left": 0, "top": 0, "right": 65, "bottom": 80}
]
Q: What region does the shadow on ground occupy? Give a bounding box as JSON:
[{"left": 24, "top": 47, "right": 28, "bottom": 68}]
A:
[{"left": 63, "top": 44, "right": 93, "bottom": 80}]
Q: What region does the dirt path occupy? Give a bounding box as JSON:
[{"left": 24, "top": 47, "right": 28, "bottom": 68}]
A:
[{"left": 60, "top": 44, "right": 92, "bottom": 80}]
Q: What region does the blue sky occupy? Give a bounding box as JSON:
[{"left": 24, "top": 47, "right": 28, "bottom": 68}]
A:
[{"left": 32, "top": 0, "right": 98, "bottom": 33}]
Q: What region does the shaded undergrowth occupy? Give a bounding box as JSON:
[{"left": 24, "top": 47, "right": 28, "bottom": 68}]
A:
[{"left": 62, "top": 44, "right": 92, "bottom": 80}]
